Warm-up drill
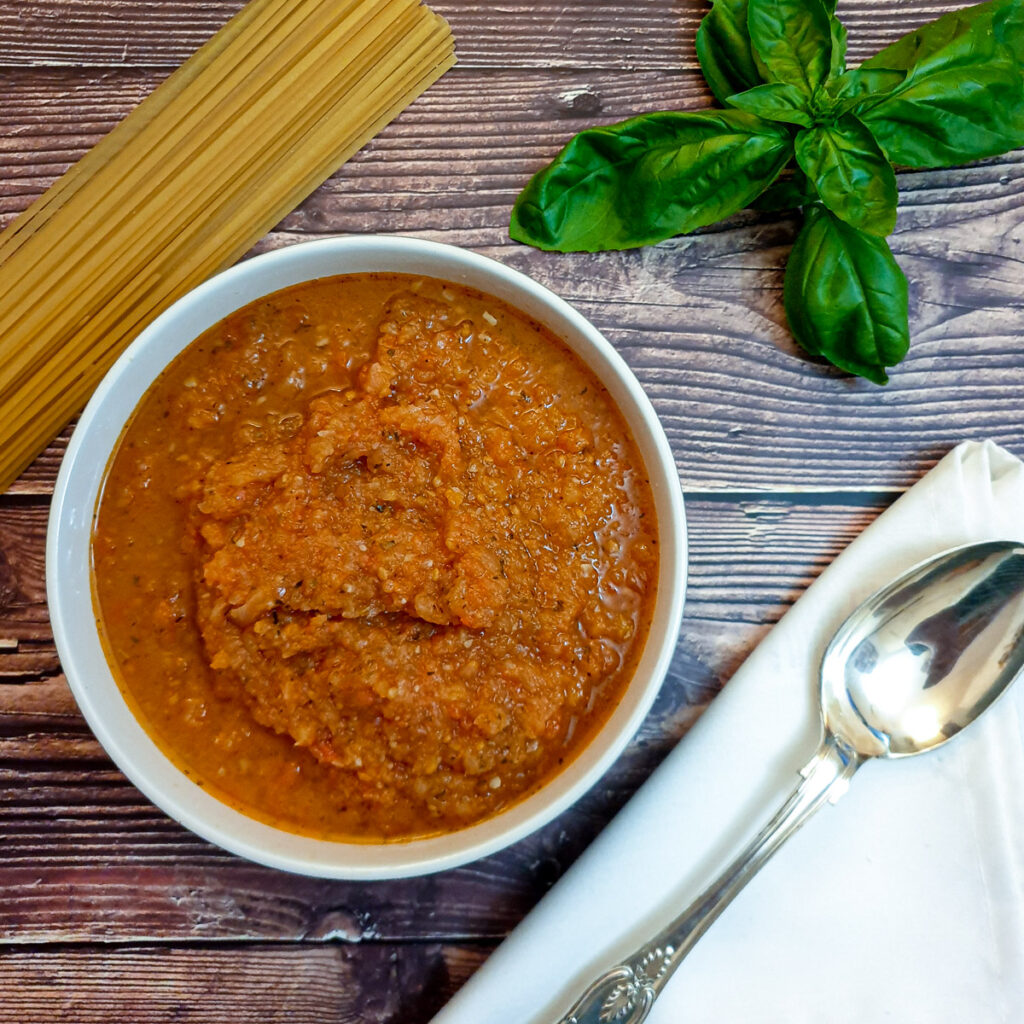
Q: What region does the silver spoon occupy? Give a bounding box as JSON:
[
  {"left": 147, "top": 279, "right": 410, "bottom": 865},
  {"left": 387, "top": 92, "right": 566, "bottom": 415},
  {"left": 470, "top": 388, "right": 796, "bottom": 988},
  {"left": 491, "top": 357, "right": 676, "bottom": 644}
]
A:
[{"left": 558, "top": 540, "right": 1024, "bottom": 1024}]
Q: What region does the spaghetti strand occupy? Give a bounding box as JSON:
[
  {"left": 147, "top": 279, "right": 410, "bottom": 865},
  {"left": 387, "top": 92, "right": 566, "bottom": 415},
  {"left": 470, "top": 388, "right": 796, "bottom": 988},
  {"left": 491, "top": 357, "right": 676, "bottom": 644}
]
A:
[{"left": 0, "top": 0, "right": 454, "bottom": 491}]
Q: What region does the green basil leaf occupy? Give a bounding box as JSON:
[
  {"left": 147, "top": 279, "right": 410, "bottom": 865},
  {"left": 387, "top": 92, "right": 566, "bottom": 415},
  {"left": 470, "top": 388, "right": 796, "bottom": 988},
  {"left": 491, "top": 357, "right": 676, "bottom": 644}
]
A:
[
  {"left": 696, "top": 0, "right": 766, "bottom": 105},
  {"left": 829, "top": 14, "right": 848, "bottom": 78},
  {"left": 861, "top": 0, "right": 1016, "bottom": 71},
  {"left": 784, "top": 205, "right": 909, "bottom": 384},
  {"left": 749, "top": 168, "right": 816, "bottom": 211},
  {"left": 727, "top": 82, "right": 813, "bottom": 126},
  {"left": 747, "top": 0, "right": 834, "bottom": 94},
  {"left": 509, "top": 110, "right": 792, "bottom": 252},
  {"left": 994, "top": 0, "right": 1024, "bottom": 61},
  {"left": 860, "top": 59, "right": 1024, "bottom": 168},
  {"left": 825, "top": 67, "right": 906, "bottom": 112},
  {"left": 794, "top": 115, "right": 898, "bottom": 236},
  {"left": 858, "top": 0, "right": 1024, "bottom": 166}
]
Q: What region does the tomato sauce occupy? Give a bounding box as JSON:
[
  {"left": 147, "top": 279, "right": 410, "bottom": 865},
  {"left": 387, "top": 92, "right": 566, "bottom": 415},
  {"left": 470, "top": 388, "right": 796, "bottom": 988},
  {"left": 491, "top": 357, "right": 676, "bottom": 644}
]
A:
[{"left": 92, "top": 274, "right": 658, "bottom": 840}]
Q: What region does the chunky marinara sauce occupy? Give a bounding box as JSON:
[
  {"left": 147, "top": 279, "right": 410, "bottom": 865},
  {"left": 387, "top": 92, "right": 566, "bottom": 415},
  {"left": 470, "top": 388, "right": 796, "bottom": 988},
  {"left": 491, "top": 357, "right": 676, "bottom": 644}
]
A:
[{"left": 92, "top": 273, "right": 659, "bottom": 841}]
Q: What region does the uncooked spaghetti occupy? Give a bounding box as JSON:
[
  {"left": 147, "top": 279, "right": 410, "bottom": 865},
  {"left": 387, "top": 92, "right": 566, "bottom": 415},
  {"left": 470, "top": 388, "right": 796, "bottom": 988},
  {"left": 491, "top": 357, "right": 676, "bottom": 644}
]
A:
[{"left": 0, "top": 0, "right": 454, "bottom": 491}]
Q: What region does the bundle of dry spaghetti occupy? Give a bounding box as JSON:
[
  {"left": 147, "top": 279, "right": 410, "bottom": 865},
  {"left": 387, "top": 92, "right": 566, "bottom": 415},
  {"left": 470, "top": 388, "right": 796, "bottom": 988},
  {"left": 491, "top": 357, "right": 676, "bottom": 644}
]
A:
[{"left": 0, "top": 0, "right": 454, "bottom": 492}]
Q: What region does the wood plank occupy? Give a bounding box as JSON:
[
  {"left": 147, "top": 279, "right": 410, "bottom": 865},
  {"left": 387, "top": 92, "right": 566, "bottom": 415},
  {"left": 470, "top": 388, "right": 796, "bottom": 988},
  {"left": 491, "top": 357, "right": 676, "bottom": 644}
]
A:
[
  {"left": 0, "top": 0, "right": 993, "bottom": 70},
  {"left": 0, "top": 495, "right": 881, "bottom": 942},
  {"left": 1, "top": 66, "right": 1022, "bottom": 494},
  {"left": 4, "top": 431, "right": 67, "bottom": 498},
  {"left": 0, "top": 502, "right": 56, "bottom": 683},
  {"left": 0, "top": 748, "right": 667, "bottom": 942},
  {"left": 0, "top": 943, "right": 487, "bottom": 1024}
]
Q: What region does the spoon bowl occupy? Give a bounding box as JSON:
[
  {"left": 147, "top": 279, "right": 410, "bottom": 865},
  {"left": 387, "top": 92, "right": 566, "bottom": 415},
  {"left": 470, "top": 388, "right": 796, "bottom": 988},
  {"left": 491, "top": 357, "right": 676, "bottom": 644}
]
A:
[
  {"left": 822, "top": 541, "right": 1024, "bottom": 759},
  {"left": 558, "top": 540, "right": 1024, "bottom": 1024}
]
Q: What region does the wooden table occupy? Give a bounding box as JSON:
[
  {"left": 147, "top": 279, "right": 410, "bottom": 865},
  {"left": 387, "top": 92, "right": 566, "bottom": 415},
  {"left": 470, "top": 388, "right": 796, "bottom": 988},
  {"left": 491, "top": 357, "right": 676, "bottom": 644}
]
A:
[{"left": 2, "top": 2, "right": 1022, "bottom": 1020}]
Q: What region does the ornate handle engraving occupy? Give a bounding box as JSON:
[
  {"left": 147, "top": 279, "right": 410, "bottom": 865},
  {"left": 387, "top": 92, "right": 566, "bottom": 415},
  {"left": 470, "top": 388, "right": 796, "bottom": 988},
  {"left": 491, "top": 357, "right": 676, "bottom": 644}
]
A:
[
  {"left": 563, "top": 947, "right": 675, "bottom": 1024},
  {"left": 556, "top": 738, "right": 862, "bottom": 1024}
]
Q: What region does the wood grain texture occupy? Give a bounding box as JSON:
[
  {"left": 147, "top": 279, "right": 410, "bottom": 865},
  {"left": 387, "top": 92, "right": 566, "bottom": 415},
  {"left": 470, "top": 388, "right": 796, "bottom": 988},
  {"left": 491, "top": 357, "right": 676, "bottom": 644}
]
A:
[
  {"left": 0, "top": 0, "right": 995, "bottom": 70},
  {"left": 0, "top": 752, "right": 659, "bottom": 942},
  {"left": 0, "top": 67, "right": 1022, "bottom": 493},
  {"left": 0, "top": 944, "right": 486, "bottom": 1024},
  {"left": 0, "top": 495, "right": 881, "bottom": 941}
]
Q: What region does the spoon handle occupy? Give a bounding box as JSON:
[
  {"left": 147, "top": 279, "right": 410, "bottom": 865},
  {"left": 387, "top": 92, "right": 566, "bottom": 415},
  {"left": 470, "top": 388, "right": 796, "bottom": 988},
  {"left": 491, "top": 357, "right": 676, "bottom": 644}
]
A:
[{"left": 556, "top": 735, "right": 863, "bottom": 1024}]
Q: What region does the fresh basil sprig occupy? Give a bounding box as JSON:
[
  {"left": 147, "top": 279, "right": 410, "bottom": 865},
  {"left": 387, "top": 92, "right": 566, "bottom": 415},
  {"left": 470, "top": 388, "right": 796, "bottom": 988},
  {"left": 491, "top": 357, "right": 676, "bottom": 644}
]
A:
[{"left": 509, "top": 0, "right": 1024, "bottom": 384}]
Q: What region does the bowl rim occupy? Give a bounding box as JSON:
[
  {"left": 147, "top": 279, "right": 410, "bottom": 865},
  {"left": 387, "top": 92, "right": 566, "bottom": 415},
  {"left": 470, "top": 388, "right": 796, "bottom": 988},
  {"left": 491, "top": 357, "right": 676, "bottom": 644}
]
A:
[{"left": 47, "top": 234, "right": 687, "bottom": 878}]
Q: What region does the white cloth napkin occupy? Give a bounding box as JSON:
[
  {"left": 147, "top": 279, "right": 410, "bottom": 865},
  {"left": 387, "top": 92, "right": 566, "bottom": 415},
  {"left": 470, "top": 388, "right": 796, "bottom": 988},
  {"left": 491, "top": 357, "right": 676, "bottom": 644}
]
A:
[{"left": 432, "top": 440, "right": 1024, "bottom": 1024}]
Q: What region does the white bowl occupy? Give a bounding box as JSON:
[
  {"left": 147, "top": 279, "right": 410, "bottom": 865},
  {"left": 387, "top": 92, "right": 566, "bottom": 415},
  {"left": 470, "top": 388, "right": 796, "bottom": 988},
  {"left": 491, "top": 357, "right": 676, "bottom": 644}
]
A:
[{"left": 47, "top": 235, "right": 686, "bottom": 878}]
